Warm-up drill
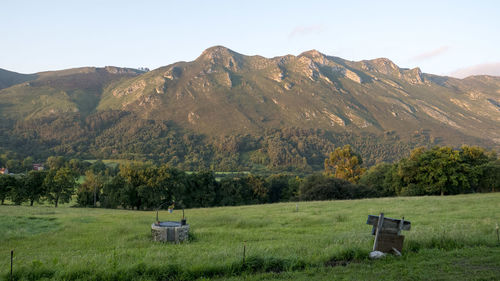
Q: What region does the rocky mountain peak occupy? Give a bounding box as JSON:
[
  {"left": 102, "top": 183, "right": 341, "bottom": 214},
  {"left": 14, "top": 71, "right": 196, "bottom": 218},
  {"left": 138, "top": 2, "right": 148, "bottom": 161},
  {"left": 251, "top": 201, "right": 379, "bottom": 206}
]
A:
[
  {"left": 104, "top": 66, "right": 143, "bottom": 75},
  {"left": 361, "top": 58, "right": 400, "bottom": 75},
  {"left": 402, "top": 67, "right": 424, "bottom": 84},
  {"left": 197, "top": 46, "right": 242, "bottom": 71},
  {"left": 198, "top": 46, "right": 238, "bottom": 60},
  {"left": 298, "top": 50, "right": 329, "bottom": 65},
  {"left": 299, "top": 49, "right": 324, "bottom": 58}
]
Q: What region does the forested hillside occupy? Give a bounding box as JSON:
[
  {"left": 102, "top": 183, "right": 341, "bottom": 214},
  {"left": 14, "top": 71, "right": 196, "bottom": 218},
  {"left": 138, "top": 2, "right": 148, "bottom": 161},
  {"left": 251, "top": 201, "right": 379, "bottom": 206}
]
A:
[{"left": 1, "top": 47, "right": 499, "bottom": 171}]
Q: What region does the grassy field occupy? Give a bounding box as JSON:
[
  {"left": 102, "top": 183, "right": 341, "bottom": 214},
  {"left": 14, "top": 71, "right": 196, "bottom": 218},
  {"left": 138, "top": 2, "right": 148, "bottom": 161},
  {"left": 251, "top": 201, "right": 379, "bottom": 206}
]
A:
[{"left": 1, "top": 193, "right": 499, "bottom": 280}]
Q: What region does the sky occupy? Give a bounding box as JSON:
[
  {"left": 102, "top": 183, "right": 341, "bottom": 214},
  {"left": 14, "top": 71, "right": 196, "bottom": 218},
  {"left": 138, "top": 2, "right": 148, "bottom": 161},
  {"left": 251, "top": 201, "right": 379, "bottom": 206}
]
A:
[{"left": 2, "top": 0, "right": 500, "bottom": 78}]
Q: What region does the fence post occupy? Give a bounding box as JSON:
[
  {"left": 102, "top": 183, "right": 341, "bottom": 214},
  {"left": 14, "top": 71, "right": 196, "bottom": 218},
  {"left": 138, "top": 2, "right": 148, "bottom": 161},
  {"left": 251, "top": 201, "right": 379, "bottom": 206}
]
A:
[
  {"left": 243, "top": 241, "right": 246, "bottom": 264},
  {"left": 373, "top": 213, "right": 385, "bottom": 251},
  {"left": 11, "top": 250, "right": 13, "bottom": 281},
  {"left": 496, "top": 223, "right": 499, "bottom": 243}
]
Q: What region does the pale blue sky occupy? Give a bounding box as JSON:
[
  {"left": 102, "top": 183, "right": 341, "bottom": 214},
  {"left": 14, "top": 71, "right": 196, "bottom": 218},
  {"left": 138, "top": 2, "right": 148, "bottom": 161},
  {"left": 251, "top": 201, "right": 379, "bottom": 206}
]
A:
[{"left": 2, "top": 0, "right": 499, "bottom": 77}]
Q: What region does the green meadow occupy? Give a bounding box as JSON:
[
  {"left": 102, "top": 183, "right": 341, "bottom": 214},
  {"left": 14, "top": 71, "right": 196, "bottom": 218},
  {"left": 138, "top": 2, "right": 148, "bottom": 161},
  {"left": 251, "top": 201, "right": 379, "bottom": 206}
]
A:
[{"left": 1, "top": 193, "right": 499, "bottom": 280}]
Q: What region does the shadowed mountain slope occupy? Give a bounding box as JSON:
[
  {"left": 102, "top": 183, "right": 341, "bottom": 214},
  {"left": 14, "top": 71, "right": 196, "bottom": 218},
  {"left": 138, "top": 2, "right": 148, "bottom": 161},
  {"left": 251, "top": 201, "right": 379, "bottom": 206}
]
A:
[{"left": 0, "top": 68, "right": 37, "bottom": 90}]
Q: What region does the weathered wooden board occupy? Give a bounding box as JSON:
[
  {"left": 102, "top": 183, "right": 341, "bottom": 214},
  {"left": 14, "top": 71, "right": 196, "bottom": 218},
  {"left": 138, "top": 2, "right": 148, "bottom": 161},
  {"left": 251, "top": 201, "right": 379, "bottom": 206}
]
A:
[
  {"left": 367, "top": 215, "right": 411, "bottom": 232},
  {"left": 375, "top": 233, "right": 405, "bottom": 252}
]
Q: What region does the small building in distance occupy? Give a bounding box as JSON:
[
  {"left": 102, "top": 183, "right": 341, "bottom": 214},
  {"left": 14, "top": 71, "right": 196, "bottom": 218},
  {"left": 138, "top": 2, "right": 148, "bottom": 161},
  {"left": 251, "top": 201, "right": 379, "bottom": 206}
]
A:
[
  {"left": 33, "top": 164, "right": 44, "bottom": 171},
  {"left": 0, "top": 168, "right": 8, "bottom": 174}
]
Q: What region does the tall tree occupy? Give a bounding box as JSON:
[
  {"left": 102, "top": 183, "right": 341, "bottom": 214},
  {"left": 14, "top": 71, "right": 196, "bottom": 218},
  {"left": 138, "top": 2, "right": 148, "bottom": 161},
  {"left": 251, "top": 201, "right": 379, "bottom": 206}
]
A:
[
  {"left": 477, "top": 159, "right": 500, "bottom": 192},
  {"left": 77, "top": 170, "right": 106, "bottom": 207},
  {"left": 247, "top": 175, "right": 268, "bottom": 203},
  {"left": 184, "top": 171, "right": 217, "bottom": 208},
  {"left": 267, "top": 174, "right": 290, "bottom": 203},
  {"left": 24, "top": 170, "right": 48, "bottom": 206},
  {"left": 359, "top": 163, "right": 396, "bottom": 196},
  {"left": 44, "top": 168, "right": 77, "bottom": 207},
  {"left": 458, "top": 145, "right": 496, "bottom": 192},
  {"left": 217, "top": 178, "right": 249, "bottom": 206},
  {"left": 46, "top": 156, "right": 66, "bottom": 170},
  {"left": 6, "top": 159, "right": 21, "bottom": 173},
  {"left": 324, "top": 145, "right": 366, "bottom": 183},
  {"left": 100, "top": 175, "right": 126, "bottom": 209},
  {"left": 22, "top": 156, "right": 34, "bottom": 172},
  {"left": 0, "top": 175, "right": 17, "bottom": 204},
  {"left": 422, "top": 147, "right": 470, "bottom": 195},
  {"left": 10, "top": 175, "right": 27, "bottom": 205},
  {"left": 68, "top": 158, "right": 88, "bottom": 175},
  {"left": 118, "top": 164, "right": 154, "bottom": 209},
  {"left": 89, "top": 160, "right": 107, "bottom": 174},
  {"left": 398, "top": 146, "right": 470, "bottom": 196}
]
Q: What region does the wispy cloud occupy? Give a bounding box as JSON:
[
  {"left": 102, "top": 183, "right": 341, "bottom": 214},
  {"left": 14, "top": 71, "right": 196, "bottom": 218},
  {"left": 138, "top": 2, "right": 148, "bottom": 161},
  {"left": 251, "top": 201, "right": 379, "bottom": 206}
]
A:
[
  {"left": 448, "top": 62, "right": 500, "bottom": 78},
  {"left": 410, "top": 46, "right": 450, "bottom": 62},
  {"left": 288, "top": 25, "right": 326, "bottom": 38}
]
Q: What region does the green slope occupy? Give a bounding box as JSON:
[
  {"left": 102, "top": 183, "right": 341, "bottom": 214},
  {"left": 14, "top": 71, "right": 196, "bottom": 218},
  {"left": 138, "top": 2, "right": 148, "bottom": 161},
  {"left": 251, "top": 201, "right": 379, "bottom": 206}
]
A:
[{"left": 0, "top": 66, "right": 143, "bottom": 119}]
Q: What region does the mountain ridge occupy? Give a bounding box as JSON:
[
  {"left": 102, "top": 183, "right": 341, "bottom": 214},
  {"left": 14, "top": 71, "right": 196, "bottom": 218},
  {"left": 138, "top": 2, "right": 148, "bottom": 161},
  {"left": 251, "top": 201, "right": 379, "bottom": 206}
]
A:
[
  {"left": 0, "top": 66, "right": 144, "bottom": 119},
  {"left": 0, "top": 46, "right": 499, "bottom": 170},
  {"left": 0, "top": 68, "right": 38, "bottom": 90},
  {"left": 92, "top": 46, "right": 499, "bottom": 142}
]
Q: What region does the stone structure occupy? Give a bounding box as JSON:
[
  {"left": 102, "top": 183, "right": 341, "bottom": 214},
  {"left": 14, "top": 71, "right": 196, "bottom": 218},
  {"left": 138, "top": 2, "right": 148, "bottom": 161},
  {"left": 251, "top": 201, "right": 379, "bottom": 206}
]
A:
[{"left": 151, "top": 221, "right": 189, "bottom": 243}]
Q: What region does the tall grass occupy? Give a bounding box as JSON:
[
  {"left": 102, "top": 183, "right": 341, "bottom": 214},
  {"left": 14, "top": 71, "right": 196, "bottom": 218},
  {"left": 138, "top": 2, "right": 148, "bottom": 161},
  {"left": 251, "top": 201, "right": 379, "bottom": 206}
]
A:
[{"left": 1, "top": 193, "right": 499, "bottom": 280}]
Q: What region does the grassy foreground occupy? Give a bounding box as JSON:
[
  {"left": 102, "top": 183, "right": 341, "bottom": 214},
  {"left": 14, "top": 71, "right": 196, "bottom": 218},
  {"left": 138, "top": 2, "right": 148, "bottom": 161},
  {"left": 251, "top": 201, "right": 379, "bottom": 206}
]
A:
[{"left": 1, "top": 193, "right": 499, "bottom": 280}]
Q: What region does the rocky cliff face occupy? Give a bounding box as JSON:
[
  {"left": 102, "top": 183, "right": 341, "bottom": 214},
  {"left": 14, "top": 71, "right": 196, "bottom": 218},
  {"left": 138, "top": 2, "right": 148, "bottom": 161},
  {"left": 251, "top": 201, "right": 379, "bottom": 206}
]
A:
[
  {"left": 1, "top": 47, "right": 499, "bottom": 150},
  {"left": 94, "top": 47, "right": 500, "bottom": 146}
]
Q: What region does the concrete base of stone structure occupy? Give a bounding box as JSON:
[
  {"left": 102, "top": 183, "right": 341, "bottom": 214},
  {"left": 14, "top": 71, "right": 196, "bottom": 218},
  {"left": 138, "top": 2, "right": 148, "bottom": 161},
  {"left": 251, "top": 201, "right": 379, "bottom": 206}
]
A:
[{"left": 151, "top": 222, "right": 189, "bottom": 243}]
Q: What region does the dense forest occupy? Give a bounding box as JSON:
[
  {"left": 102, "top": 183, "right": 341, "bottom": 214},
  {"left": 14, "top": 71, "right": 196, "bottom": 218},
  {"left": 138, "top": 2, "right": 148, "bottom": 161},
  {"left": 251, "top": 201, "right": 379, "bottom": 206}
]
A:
[
  {"left": 0, "top": 111, "right": 448, "bottom": 173},
  {"left": 1, "top": 145, "right": 498, "bottom": 209}
]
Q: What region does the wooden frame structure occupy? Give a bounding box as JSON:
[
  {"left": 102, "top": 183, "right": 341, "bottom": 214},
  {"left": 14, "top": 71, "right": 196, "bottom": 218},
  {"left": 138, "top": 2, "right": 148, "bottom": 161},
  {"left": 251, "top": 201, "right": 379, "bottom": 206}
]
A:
[{"left": 366, "top": 213, "right": 411, "bottom": 253}]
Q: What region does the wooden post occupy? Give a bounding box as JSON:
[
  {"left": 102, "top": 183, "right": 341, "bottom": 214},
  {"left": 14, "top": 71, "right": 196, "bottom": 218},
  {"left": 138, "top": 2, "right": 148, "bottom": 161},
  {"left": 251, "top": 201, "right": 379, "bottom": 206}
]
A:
[
  {"left": 295, "top": 203, "right": 298, "bottom": 212},
  {"left": 397, "top": 217, "right": 405, "bottom": 236},
  {"left": 373, "top": 213, "right": 384, "bottom": 251},
  {"left": 10, "top": 250, "right": 13, "bottom": 281},
  {"left": 243, "top": 241, "right": 246, "bottom": 264},
  {"left": 496, "top": 223, "right": 499, "bottom": 243}
]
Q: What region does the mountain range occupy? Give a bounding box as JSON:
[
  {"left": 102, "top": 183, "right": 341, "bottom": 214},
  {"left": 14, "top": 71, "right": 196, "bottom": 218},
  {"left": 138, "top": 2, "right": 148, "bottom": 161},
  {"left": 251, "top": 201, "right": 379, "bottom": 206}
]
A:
[{"left": 1, "top": 46, "right": 499, "bottom": 171}]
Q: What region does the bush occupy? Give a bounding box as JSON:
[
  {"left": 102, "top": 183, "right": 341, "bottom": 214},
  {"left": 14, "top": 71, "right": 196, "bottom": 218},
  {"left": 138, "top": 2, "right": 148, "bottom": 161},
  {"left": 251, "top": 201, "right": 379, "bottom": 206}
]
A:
[{"left": 299, "top": 174, "right": 355, "bottom": 201}]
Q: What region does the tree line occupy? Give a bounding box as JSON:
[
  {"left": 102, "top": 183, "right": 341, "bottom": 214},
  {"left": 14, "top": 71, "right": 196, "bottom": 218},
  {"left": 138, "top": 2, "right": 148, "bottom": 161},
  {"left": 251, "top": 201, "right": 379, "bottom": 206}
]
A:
[
  {"left": 0, "top": 168, "right": 77, "bottom": 207},
  {"left": 77, "top": 166, "right": 302, "bottom": 209},
  {"left": 76, "top": 163, "right": 379, "bottom": 209},
  {"left": 0, "top": 156, "right": 115, "bottom": 207},
  {"left": 0, "top": 161, "right": 366, "bottom": 209},
  {"left": 0, "top": 145, "right": 498, "bottom": 209}
]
